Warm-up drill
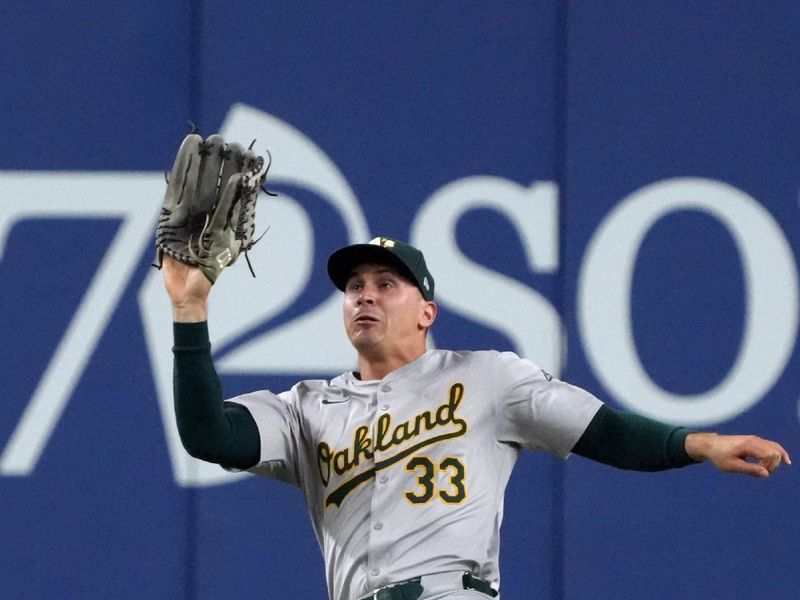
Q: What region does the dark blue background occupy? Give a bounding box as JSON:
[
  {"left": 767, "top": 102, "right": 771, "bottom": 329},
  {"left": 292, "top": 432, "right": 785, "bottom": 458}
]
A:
[{"left": 1, "top": 2, "right": 797, "bottom": 599}]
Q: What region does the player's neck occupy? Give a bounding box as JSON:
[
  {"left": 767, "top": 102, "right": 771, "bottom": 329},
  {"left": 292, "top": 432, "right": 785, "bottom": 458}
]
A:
[{"left": 356, "top": 344, "right": 426, "bottom": 381}]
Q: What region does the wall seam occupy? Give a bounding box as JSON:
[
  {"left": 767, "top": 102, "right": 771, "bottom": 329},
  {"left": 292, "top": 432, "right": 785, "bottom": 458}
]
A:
[
  {"left": 185, "top": 2, "right": 203, "bottom": 598},
  {"left": 551, "top": 1, "right": 570, "bottom": 600}
]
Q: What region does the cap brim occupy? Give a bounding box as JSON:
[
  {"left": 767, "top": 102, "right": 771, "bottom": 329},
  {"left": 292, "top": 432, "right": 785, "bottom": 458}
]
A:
[{"left": 327, "top": 244, "right": 417, "bottom": 292}]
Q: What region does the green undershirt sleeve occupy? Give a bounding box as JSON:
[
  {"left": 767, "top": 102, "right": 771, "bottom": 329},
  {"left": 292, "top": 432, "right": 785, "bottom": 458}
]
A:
[
  {"left": 172, "top": 321, "right": 260, "bottom": 470},
  {"left": 572, "top": 404, "right": 699, "bottom": 471}
]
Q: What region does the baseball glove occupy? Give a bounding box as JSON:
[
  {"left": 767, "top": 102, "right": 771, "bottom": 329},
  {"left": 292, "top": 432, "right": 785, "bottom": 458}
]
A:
[{"left": 154, "top": 132, "right": 271, "bottom": 283}]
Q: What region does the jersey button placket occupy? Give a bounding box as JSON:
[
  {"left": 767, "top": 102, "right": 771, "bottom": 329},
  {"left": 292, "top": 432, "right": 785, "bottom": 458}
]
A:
[
  {"left": 363, "top": 390, "right": 383, "bottom": 587},
  {"left": 367, "top": 384, "right": 394, "bottom": 586}
]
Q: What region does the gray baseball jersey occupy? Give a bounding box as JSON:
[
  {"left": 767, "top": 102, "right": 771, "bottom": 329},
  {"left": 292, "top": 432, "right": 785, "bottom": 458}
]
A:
[{"left": 227, "top": 349, "right": 603, "bottom": 600}]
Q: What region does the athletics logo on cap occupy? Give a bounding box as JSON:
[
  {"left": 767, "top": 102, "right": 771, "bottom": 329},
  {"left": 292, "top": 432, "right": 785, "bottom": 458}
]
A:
[{"left": 371, "top": 237, "right": 396, "bottom": 248}]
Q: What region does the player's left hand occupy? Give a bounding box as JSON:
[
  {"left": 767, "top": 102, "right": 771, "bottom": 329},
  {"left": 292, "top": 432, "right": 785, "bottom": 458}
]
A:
[{"left": 685, "top": 432, "right": 792, "bottom": 478}]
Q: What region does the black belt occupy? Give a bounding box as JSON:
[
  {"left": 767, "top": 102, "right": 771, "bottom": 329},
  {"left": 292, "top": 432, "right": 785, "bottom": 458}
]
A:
[{"left": 359, "top": 571, "right": 498, "bottom": 600}]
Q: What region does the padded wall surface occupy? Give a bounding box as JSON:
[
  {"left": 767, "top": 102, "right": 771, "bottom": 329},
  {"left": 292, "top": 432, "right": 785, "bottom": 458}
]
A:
[{"left": 1, "top": 3, "right": 797, "bottom": 598}]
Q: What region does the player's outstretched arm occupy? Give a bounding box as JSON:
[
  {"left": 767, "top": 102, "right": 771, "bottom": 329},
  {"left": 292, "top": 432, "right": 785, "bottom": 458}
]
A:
[
  {"left": 685, "top": 433, "right": 792, "bottom": 478},
  {"left": 571, "top": 405, "right": 791, "bottom": 477}
]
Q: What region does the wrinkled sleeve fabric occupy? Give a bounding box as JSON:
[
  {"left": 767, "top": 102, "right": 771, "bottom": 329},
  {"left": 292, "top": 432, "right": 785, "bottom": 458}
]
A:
[
  {"left": 493, "top": 352, "right": 603, "bottom": 458},
  {"left": 223, "top": 387, "right": 302, "bottom": 485}
]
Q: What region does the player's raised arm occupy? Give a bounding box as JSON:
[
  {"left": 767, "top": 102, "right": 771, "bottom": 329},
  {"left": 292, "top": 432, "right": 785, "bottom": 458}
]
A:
[
  {"left": 153, "top": 133, "right": 268, "bottom": 470},
  {"left": 160, "top": 255, "right": 261, "bottom": 470},
  {"left": 167, "top": 313, "right": 261, "bottom": 470},
  {"left": 684, "top": 432, "right": 791, "bottom": 478}
]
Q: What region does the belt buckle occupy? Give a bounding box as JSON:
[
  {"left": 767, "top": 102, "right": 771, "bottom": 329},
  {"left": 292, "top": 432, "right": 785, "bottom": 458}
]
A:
[
  {"left": 366, "top": 578, "right": 418, "bottom": 600},
  {"left": 370, "top": 583, "right": 388, "bottom": 600}
]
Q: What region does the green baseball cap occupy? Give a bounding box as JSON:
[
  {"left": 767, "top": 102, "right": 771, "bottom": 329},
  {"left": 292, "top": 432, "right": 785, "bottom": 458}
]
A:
[{"left": 327, "top": 236, "right": 435, "bottom": 300}]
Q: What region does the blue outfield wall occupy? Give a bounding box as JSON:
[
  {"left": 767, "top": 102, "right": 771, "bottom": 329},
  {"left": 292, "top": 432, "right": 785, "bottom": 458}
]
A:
[{"left": 1, "top": 3, "right": 798, "bottom": 599}]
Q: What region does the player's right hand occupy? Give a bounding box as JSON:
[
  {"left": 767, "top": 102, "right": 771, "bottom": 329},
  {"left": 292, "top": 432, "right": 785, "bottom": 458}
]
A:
[{"left": 162, "top": 254, "right": 212, "bottom": 322}]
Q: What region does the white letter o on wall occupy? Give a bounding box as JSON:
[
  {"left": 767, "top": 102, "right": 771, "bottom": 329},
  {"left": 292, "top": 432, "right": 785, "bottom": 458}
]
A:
[{"left": 578, "top": 178, "right": 798, "bottom": 426}]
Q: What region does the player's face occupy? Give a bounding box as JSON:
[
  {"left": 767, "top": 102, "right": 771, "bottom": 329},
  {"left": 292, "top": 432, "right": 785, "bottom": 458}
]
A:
[{"left": 343, "top": 263, "right": 436, "bottom": 355}]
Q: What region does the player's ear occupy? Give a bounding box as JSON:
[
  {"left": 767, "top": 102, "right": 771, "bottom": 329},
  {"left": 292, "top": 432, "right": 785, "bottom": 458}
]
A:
[{"left": 419, "top": 301, "right": 437, "bottom": 328}]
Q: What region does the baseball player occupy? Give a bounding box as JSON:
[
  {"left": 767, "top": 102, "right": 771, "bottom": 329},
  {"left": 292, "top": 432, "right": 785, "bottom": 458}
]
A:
[{"left": 162, "top": 234, "right": 790, "bottom": 600}]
